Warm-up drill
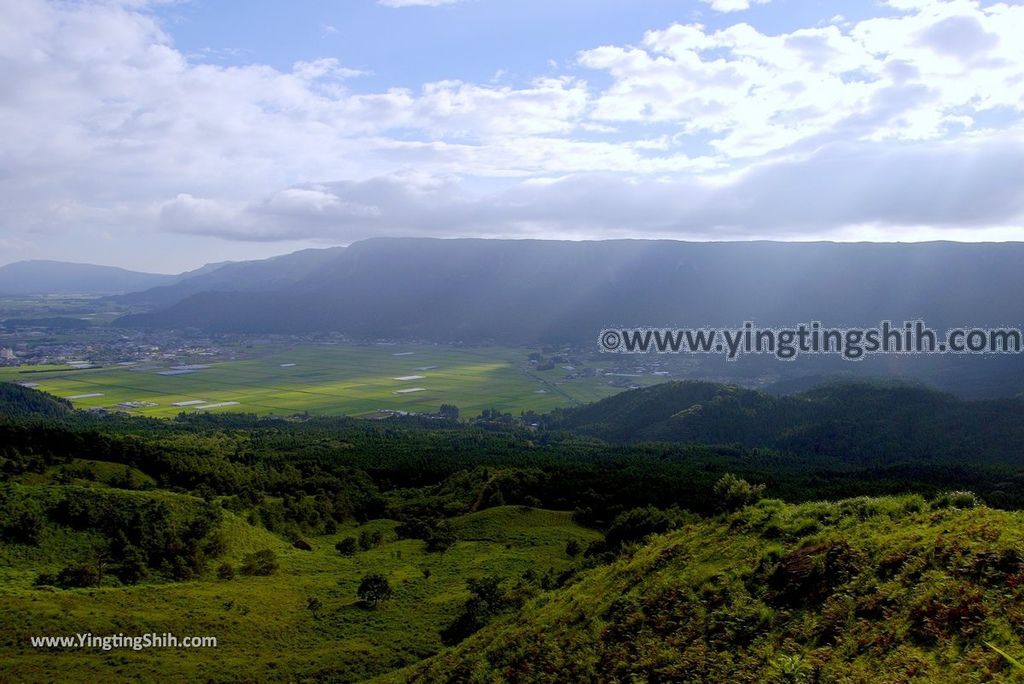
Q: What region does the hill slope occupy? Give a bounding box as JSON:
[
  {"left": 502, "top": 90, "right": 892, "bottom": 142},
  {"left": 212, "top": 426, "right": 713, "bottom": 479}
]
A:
[
  {"left": 118, "top": 238, "right": 1024, "bottom": 344},
  {"left": 547, "top": 381, "right": 1024, "bottom": 465},
  {"left": 0, "top": 260, "right": 177, "bottom": 295},
  {"left": 113, "top": 246, "right": 346, "bottom": 307},
  {"left": 388, "top": 495, "right": 1024, "bottom": 683}
]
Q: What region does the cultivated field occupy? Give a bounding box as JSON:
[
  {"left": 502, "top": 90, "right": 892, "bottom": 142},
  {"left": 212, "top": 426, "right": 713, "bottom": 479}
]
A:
[{"left": 0, "top": 344, "right": 658, "bottom": 418}]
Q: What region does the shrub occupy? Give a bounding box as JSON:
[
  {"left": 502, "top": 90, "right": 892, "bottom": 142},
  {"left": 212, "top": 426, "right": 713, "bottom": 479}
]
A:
[
  {"left": 605, "top": 506, "right": 683, "bottom": 550},
  {"left": 216, "top": 562, "right": 235, "bottom": 580},
  {"left": 240, "top": 549, "right": 279, "bottom": 576},
  {"left": 425, "top": 522, "right": 456, "bottom": 553},
  {"left": 335, "top": 537, "right": 358, "bottom": 556},
  {"left": 48, "top": 562, "right": 102, "bottom": 589},
  {"left": 441, "top": 575, "right": 514, "bottom": 645},
  {"left": 930, "top": 491, "right": 982, "bottom": 510},
  {"left": 358, "top": 530, "right": 383, "bottom": 551},
  {"left": 713, "top": 473, "right": 766, "bottom": 512}
]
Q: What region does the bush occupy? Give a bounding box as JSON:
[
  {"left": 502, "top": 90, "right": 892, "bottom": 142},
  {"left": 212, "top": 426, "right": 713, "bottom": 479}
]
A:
[
  {"left": 425, "top": 522, "right": 457, "bottom": 553},
  {"left": 39, "top": 562, "right": 103, "bottom": 589},
  {"left": 1, "top": 507, "right": 44, "bottom": 546},
  {"left": 441, "top": 575, "right": 514, "bottom": 645},
  {"left": 335, "top": 537, "right": 358, "bottom": 556},
  {"left": 216, "top": 562, "right": 235, "bottom": 580},
  {"left": 713, "top": 473, "right": 766, "bottom": 512},
  {"left": 357, "top": 573, "right": 393, "bottom": 608},
  {"left": 358, "top": 530, "right": 383, "bottom": 551},
  {"left": 605, "top": 506, "right": 682, "bottom": 550},
  {"left": 930, "top": 491, "right": 982, "bottom": 510},
  {"left": 240, "top": 549, "right": 279, "bottom": 576}
]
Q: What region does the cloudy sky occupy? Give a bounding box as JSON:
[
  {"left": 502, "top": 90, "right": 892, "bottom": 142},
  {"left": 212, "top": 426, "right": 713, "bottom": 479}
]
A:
[{"left": 1, "top": 0, "right": 1022, "bottom": 272}]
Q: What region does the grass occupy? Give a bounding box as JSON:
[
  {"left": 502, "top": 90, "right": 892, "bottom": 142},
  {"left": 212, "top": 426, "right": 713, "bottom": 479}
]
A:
[
  {"left": 387, "top": 496, "right": 1024, "bottom": 683},
  {"left": 0, "top": 344, "right": 660, "bottom": 418},
  {"left": 0, "top": 499, "right": 599, "bottom": 683}
]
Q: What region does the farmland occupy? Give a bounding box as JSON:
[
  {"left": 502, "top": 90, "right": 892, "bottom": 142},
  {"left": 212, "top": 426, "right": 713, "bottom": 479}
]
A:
[{"left": 0, "top": 344, "right": 659, "bottom": 418}]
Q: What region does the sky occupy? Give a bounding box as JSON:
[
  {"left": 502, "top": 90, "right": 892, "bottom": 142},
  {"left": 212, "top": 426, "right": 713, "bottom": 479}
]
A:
[{"left": 1, "top": 0, "right": 1022, "bottom": 272}]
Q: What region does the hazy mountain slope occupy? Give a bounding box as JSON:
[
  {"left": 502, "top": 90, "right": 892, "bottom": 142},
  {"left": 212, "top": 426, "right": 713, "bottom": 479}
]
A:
[
  {"left": 113, "top": 246, "right": 346, "bottom": 306},
  {"left": 547, "top": 381, "right": 1024, "bottom": 465},
  {"left": 0, "top": 260, "right": 176, "bottom": 295},
  {"left": 118, "top": 239, "right": 1024, "bottom": 343},
  {"left": 387, "top": 495, "right": 1024, "bottom": 683}
]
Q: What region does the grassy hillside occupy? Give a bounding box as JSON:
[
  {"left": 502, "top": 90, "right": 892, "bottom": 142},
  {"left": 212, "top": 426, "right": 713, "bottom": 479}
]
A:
[
  {"left": 0, "top": 488, "right": 598, "bottom": 683},
  {"left": 389, "top": 495, "right": 1024, "bottom": 683}
]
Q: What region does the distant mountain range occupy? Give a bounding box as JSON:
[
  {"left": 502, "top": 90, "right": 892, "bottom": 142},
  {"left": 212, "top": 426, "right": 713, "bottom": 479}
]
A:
[
  {"left": 112, "top": 247, "right": 346, "bottom": 308},
  {"left": 113, "top": 238, "right": 1024, "bottom": 342},
  {"left": 7, "top": 239, "right": 1024, "bottom": 397},
  {"left": 0, "top": 260, "right": 178, "bottom": 295}
]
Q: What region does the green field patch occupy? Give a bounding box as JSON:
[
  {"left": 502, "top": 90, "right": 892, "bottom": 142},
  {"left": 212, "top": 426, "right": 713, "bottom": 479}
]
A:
[{"left": 5, "top": 344, "right": 657, "bottom": 418}]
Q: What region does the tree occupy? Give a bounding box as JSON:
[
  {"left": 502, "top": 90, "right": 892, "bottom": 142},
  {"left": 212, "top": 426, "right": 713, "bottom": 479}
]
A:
[
  {"left": 425, "top": 521, "right": 456, "bottom": 553},
  {"left": 565, "top": 539, "right": 581, "bottom": 557},
  {"left": 116, "top": 543, "right": 148, "bottom": 585},
  {"left": 357, "top": 573, "right": 393, "bottom": 608},
  {"left": 216, "top": 562, "right": 235, "bottom": 580},
  {"left": 605, "top": 506, "right": 681, "bottom": 550},
  {"left": 439, "top": 404, "right": 460, "bottom": 421},
  {"left": 306, "top": 596, "right": 323, "bottom": 619},
  {"left": 335, "top": 537, "right": 357, "bottom": 556},
  {"left": 358, "top": 529, "right": 382, "bottom": 551},
  {"left": 441, "top": 575, "right": 513, "bottom": 645}
]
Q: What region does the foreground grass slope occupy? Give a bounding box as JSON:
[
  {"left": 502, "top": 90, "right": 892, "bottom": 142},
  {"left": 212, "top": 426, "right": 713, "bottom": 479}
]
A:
[
  {"left": 389, "top": 495, "right": 1024, "bottom": 683},
  {"left": 0, "top": 488, "right": 598, "bottom": 683}
]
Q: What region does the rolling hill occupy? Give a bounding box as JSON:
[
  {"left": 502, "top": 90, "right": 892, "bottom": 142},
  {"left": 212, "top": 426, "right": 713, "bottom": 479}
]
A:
[
  {"left": 546, "top": 381, "right": 1024, "bottom": 465},
  {"left": 387, "top": 494, "right": 1024, "bottom": 683},
  {"left": 0, "top": 260, "right": 178, "bottom": 295}
]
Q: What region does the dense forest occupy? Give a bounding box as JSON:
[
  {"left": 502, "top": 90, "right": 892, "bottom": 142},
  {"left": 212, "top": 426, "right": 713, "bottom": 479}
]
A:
[{"left": 4, "top": 381, "right": 1024, "bottom": 681}]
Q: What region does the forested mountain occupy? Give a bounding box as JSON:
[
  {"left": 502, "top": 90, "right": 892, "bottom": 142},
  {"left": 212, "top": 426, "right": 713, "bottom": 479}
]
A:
[
  {"left": 117, "top": 239, "right": 1024, "bottom": 345},
  {"left": 547, "top": 381, "right": 1024, "bottom": 465}
]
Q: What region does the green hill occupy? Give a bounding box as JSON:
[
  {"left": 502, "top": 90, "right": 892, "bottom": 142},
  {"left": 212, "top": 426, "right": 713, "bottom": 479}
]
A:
[
  {"left": 0, "top": 383, "right": 72, "bottom": 420},
  {"left": 548, "top": 381, "right": 1024, "bottom": 466},
  {"left": 0, "top": 488, "right": 598, "bottom": 683},
  {"left": 387, "top": 495, "right": 1024, "bottom": 683}
]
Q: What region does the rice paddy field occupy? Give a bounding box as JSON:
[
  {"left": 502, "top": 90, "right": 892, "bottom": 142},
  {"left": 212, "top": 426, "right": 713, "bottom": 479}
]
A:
[{"left": 0, "top": 344, "right": 659, "bottom": 418}]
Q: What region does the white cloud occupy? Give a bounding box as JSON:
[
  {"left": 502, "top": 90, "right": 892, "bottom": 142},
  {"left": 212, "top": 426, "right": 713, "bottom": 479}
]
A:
[
  {"left": 579, "top": 1, "right": 1024, "bottom": 158},
  {"left": 163, "top": 133, "right": 1024, "bottom": 243},
  {"left": 701, "top": 0, "right": 771, "bottom": 13},
  {"left": 0, "top": 0, "right": 1022, "bottom": 267}
]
